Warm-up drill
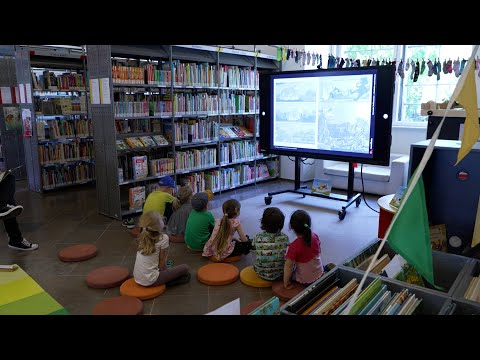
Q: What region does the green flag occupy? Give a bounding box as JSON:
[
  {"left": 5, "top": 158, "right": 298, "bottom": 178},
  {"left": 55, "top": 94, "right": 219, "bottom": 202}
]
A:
[{"left": 387, "top": 175, "right": 434, "bottom": 285}]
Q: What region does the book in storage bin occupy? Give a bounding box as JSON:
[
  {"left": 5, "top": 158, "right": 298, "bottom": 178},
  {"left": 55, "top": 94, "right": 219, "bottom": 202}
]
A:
[
  {"left": 342, "top": 238, "right": 473, "bottom": 296},
  {"left": 280, "top": 266, "right": 450, "bottom": 315},
  {"left": 440, "top": 298, "right": 480, "bottom": 315},
  {"left": 452, "top": 258, "right": 480, "bottom": 307}
]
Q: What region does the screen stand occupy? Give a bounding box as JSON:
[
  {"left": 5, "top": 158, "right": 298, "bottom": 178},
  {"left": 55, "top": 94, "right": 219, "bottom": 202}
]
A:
[{"left": 264, "top": 157, "right": 362, "bottom": 220}]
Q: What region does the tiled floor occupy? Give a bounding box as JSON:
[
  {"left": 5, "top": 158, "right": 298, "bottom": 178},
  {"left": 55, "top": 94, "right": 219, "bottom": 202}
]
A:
[{"left": 0, "top": 178, "right": 299, "bottom": 315}]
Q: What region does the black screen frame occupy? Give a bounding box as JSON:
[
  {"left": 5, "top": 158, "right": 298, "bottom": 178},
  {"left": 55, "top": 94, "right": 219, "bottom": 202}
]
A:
[{"left": 259, "top": 65, "right": 395, "bottom": 166}]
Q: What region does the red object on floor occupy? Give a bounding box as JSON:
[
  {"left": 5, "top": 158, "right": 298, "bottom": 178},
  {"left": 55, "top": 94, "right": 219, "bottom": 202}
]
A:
[
  {"left": 272, "top": 281, "right": 306, "bottom": 302},
  {"left": 86, "top": 266, "right": 130, "bottom": 289},
  {"left": 58, "top": 244, "right": 98, "bottom": 262},
  {"left": 241, "top": 299, "right": 286, "bottom": 315},
  {"left": 197, "top": 263, "right": 239, "bottom": 286},
  {"left": 377, "top": 194, "right": 397, "bottom": 239},
  {"left": 92, "top": 296, "right": 144, "bottom": 315},
  {"left": 120, "top": 278, "right": 166, "bottom": 300}
]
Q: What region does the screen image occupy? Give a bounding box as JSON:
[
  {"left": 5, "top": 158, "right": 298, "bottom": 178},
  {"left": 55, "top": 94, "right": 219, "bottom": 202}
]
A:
[{"left": 259, "top": 66, "right": 395, "bottom": 166}]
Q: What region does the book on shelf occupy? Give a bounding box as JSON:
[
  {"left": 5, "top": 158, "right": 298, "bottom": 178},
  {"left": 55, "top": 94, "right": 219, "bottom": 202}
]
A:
[
  {"left": 152, "top": 134, "right": 169, "bottom": 146},
  {"left": 429, "top": 224, "right": 447, "bottom": 252},
  {"left": 116, "top": 139, "right": 129, "bottom": 151},
  {"left": 311, "top": 178, "right": 332, "bottom": 196},
  {"left": 132, "top": 156, "right": 148, "bottom": 179},
  {"left": 238, "top": 126, "right": 253, "bottom": 136},
  {"left": 389, "top": 185, "right": 406, "bottom": 209},
  {"left": 222, "top": 127, "right": 238, "bottom": 138},
  {"left": 124, "top": 137, "right": 145, "bottom": 148},
  {"left": 129, "top": 186, "right": 145, "bottom": 211},
  {"left": 139, "top": 136, "right": 157, "bottom": 147},
  {"left": 219, "top": 128, "right": 230, "bottom": 139},
  {"left": 230, "top": 126, "right": 246, "bottom": 137}
]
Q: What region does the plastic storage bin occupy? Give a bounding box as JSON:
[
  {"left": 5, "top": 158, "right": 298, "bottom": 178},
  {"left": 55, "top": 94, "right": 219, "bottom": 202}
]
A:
[
  {"left": 342, "top": 238, "right": 472, "bottom": 296},
  {"left": 280, "top": 266, "right": 449, "bottom": 315}
]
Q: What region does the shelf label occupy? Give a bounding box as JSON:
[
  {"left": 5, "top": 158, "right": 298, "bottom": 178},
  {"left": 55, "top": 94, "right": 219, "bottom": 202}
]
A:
[
  {"left": 0, "top": 87, "right": 12, "bottom": 104},
  {"left": 25, "top": 83, "right": 32, "bottom": 104},
  {"left": 19, "top": 84, "right": 26, "bottom": 104}
]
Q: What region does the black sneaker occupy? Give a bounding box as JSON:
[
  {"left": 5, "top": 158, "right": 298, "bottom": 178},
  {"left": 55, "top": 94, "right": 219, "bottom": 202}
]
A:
[
  {"left": 8, "top": 238, "right": 39, "bottom": 251},
  {"left": 0, "top": 204, "right": 23, "bottom": 220},
  {"left": 122, "top": 218, "right": 135, "bottom": 229}
]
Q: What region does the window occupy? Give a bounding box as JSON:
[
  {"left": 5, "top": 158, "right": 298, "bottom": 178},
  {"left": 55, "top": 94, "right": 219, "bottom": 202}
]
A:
[
  {"left": 397, "top": 45, "right": 473, "bottom": 125},
  {"left": 305, "top": 45, "right": 474, "bottom": 127}
]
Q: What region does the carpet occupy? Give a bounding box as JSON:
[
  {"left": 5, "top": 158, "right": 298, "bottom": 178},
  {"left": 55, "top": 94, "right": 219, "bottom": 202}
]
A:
[
  {"left": 0, "top": 265, "right": 68, "bottom": 315},
  {"left": 211, "top": 191, "right": 380, "bottom": 266}
]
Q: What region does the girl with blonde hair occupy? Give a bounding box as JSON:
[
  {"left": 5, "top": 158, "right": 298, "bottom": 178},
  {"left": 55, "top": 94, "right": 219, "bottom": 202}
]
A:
[{"left": 133, "top": 211, "right": 190, "bottom": 287}]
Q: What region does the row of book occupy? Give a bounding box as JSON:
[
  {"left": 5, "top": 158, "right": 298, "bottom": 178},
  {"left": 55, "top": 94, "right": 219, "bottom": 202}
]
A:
[
  {"left": 34, "top": 96, "right": 87, "bottom": 115},
  {"left": 37, "top": 118, "right": 92, "bottom": 140},
  {"left": 172, "top": 119, "right": 218, "bottom": 144},
  {"left": 175, "top": 148, "right": 217, "bottom": 172},
  {"left": 220, "top": 163, "right": 271, "bottom": 190},
  {"left": 113, "top": 93, "right": 258, "bottom": 118},
  {"left": 115, "top": 118, "right": 162, "bottom": 134},
  {"left": 113, "top": 61, "right": 259, "bottom": 89},
  {"left": 463, "top": 276, "right": 480, "bottom": 303},
  {"left": 220, "top": 140, "right": 258, "bottom": 165},
  {"left": 180, "top": 171, "right": 218, "bottom": 194},
  {"left": 32, "top": 70, "right": 85, "bottom": 91},
  {"left": 301, "top": 277, "right": 423, "bottom": 315},
  {"left": 219, "top": 126, "right": 253, "bottom": 139},
  {"left": 116, "top": 135, "right": 169, "bottom": 150},
  {"left": 118, "top": 155, "right": 173, "bottom": 182},
  {"left": 41, "top": 163, "right": 94, "bottom": 190},
  {"left": 38, "top": 141, "right": 94, "bottom": 165}
]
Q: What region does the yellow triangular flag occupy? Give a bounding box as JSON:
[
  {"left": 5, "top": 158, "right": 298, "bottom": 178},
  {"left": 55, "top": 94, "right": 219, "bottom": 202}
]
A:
[
  {"left": 455, "top": 61, "right": 480, "bottom": 165},
  {"left": 472, "top": 195, "right": 480, "bottom": 248}
]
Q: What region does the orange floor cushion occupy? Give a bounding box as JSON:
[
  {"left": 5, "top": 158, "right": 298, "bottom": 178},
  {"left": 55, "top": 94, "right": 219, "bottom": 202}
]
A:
[
  {"left": 240, "top": 266, "right": 273, "bottom": 288},
  {"left": 120, "top": 278, "right": 166, "bottom": 300},
  {"left": 272, "top": 281, "right": 306, "bottom": 302},
  {"left": 92, "top": 296, "right": 144, "bottom": 315},
  {"left": 197, "top": 263, "right": 239, "bottom": 286},
  {"left": 209, "top": 255, "right": 242, "bottom": 263},
  {"left": 86, "top": 266, "right": 130, "bottom": 289},
  {"left": 58, "top": 244, "right": 98, "bottom": 262},
  {"left": 169, "top": 234, "right": 184, "bottom": 243}
]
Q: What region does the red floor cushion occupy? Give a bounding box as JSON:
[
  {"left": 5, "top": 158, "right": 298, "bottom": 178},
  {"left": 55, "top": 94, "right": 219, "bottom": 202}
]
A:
[
  {"left": 197, "top": 263, "right": 239, "bottom": 286},
  {"left": 130, "top": 227, "right": 141, "bottom": 238},
  {"left": 240, "top": 266, "right": 273, "bottom": 288},
  {"left": 241, "top": 299, "right": 285, "bottom": 315},
  {"left": 272, "top": 281, "right": 306, "bottom": 302},
  {"left": 58, "top": 244, "right": 98, "bottom": 262},
  {"left": 209, "top": 255, "right": 242, "bottom": 263},
  {"left": 86, "top": 266, "right": 130, "bottom": 289},
  {"left": 120, "top": 278, "right": 166, "bottom": 300},
  {"left": 92, "top": 296, "right": 144, "bottom": 315}
]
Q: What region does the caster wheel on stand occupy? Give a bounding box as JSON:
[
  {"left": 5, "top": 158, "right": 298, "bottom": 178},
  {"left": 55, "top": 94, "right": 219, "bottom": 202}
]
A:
[
  {"left": 265, "top": 196, "right": 272, "bottom": 205},
  {"left": 356, "top": 198, "right": 361, "bottom": 207},
  {"left": 338, "top": 209, "right": 346, "bottom": 221}
]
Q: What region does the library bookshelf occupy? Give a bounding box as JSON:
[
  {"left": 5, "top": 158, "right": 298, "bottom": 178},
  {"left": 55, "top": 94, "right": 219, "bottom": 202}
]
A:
[
  {"left": 86, "top": 45, "right": 280, "bottom": 219},
  {"left": 15, "top": 45, "right": 94, "bottom": 192}
]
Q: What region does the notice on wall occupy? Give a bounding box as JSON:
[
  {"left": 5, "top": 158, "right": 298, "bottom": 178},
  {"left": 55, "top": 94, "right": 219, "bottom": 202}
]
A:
[
  {"left": 4, "top": 107, "right": 21, "bottom": 130},
  {"left": 22, "top": 108, "right": 32, "bottom": 138},
  {"left": 25, "top": 83, "right": 32, "bottom": 104},
  {"left": 19, "top": 84, "right": 25, "bottom": 104},
  {"left": 89, "top": 79, "right": 100, "bottom": 105},
  {"left": 0, "top": 87, "right": 12, "bottom": 104},
  {"left": 99, "top": 77, "right": 111, "bottom": 104}
]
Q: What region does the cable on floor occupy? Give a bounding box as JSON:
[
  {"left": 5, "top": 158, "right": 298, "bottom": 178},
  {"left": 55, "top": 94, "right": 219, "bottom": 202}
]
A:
[{"left": 361, "top": 164, "right": 379, "bottom": 213}]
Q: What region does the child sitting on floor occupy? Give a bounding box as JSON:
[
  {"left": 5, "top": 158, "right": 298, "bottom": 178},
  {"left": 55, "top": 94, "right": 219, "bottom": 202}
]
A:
[
  {"left": 133, "top": 211, "right": 190, "bottom": 287},
  {"left": 184, "top": 192, "right": 215, "bottom": 251},
  {"left": 252, "top": 207, "right": 289, "bottom": 281},
  {"left": 202, "top": 199, "right": 252, "bottom": 261},
  {"left": 283, "top": 209, "right": 324, "bottom": 289},
  {"left": 166, "top": 184, "right": 193, "bottom": 241}
]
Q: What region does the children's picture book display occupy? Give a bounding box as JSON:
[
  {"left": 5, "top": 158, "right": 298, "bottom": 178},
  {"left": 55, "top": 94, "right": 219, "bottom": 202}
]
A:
[{"left": 311, "top": 178, "right": 332, "bottom": 196}]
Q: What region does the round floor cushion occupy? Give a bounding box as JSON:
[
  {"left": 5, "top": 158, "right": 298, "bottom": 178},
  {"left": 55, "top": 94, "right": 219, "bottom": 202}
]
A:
[
  {"left": 209, "top": 255, "right": 242, "bottom": 263},
  {"left": 130, "top": 227, "right": 141, "bottom": 238},
  {"left": 120, "top": 278, "right": 166, "bottom": 300},
  {"left": 92, "top": 296, "right": 144, "bottom": 315},
  {"left": 272, "top": 281, "right": 306, "bottom": 302},
  {"left": 58, "top": 244, "right": 98, "bottom": 262},
  {"left": 197, "top": 263, "right": 239, "bottom": 286},
  {"left": 86, "top": 266, "right": 130, "bottom": 289},
  {"left": 240, "top": 266, "right": 273, "bottom": 288}
]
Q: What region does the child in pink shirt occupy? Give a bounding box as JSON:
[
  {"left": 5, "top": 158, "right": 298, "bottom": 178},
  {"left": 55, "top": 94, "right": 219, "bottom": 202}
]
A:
[
  {"left": 202, "top": 199, "right": 252, "bottom": 261},
  {"left": 284, "top": 209, "right": 324, "bottom": 289}
]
